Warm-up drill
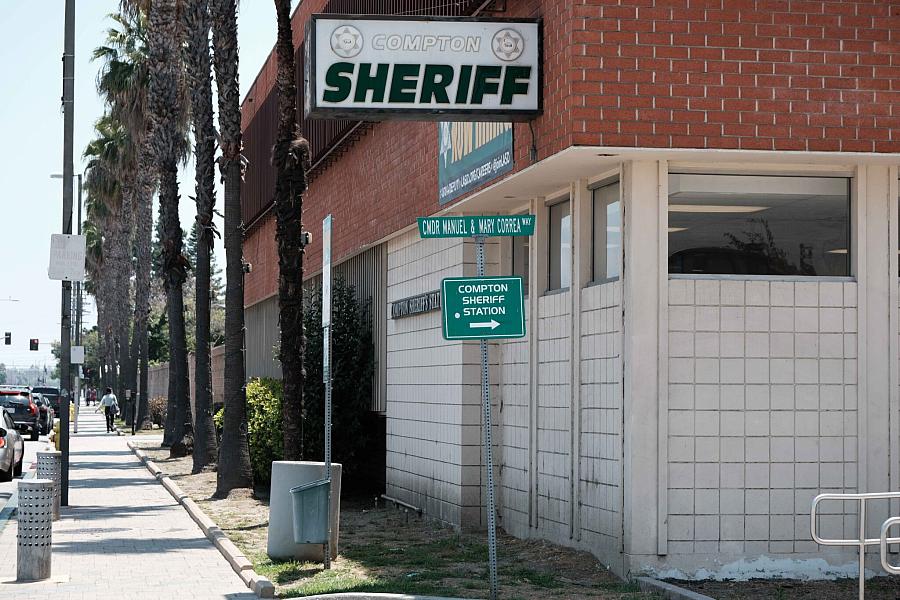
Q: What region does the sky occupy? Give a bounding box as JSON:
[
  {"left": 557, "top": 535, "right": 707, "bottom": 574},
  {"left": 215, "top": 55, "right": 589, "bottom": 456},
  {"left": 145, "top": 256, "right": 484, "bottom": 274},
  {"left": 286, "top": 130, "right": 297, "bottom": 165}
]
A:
[{"left": 0, "top": 2, "right": 298, "bottom": 375}]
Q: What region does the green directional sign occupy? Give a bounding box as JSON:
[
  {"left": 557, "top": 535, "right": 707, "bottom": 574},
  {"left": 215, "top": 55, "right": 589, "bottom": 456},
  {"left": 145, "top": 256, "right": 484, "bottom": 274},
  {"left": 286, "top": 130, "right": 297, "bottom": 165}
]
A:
[
  {"left": 441, "top": 276, "right": 525, "bottom": 340},
  {"left": 418, "top": 215, "right": 535, "bottom": 239}
]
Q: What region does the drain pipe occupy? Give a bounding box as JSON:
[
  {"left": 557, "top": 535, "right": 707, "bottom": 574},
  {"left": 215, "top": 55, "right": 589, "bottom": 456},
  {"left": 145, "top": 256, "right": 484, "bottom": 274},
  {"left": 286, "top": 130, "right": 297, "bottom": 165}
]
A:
[{"left": 380, "top": 494, "right": 422, "bottom": 515}]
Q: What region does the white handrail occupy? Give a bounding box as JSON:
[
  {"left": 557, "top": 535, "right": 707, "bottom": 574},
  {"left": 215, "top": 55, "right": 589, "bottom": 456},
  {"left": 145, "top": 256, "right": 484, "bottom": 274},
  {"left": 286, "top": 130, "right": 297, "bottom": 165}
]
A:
[
  {"left": 880, "top": 517, "right": 900, "bottom": 575},
  {"left": 811, "top": 491, "right": 900, "bottom": 600}
]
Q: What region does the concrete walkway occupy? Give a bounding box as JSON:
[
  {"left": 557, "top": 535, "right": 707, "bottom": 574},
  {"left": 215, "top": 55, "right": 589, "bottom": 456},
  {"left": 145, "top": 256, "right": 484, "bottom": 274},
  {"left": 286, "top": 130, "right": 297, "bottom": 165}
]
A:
[{"left": 0, "top": 410, "right": 256, "bottom": 599}]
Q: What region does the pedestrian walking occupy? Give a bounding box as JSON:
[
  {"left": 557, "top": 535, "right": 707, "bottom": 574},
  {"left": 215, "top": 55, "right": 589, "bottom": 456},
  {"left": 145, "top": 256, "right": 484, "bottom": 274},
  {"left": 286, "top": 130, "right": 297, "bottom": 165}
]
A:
[{"left": 96, "top": 387, "right": 119, "bottom": 433}]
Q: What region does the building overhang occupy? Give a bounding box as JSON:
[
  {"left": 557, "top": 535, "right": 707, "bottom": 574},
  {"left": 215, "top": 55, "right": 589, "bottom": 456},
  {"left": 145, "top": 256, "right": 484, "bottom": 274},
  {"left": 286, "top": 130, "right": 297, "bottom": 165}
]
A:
[{"left": 442, "top": 146, "right": 900, "bottom": 215}]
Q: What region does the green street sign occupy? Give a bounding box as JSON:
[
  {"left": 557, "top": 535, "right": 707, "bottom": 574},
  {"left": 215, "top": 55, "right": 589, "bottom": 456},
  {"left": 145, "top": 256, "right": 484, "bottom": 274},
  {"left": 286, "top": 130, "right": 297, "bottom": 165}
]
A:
[
  {"left": 441, "top": 276, "right": 525, "bottom": 340},
  {"left": 418, "top": 215, "right": 535, "bottom": 239}
]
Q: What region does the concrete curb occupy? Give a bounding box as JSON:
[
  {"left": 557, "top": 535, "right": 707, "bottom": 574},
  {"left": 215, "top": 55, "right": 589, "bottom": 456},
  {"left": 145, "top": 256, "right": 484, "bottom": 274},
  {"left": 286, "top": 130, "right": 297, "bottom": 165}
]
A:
[
  {"left": 635, "top": 577, "right": 717, "bottom": 600},
  {"left": 125, "top": 440, "right": 275, "bottom": 598}
]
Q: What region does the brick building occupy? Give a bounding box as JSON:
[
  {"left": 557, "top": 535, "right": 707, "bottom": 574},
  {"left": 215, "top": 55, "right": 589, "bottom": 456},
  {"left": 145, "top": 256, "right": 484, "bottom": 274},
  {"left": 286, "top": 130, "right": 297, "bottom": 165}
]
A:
[{"left": 241, "top": 0, "right": 900, "bottom": 579}]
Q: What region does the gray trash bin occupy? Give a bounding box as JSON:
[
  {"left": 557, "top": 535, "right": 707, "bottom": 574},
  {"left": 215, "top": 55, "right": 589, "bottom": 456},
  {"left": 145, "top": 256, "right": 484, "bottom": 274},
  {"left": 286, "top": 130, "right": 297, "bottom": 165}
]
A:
[
  {"left": 289, "top": 478, "right": 330, "bottom": 544},
  {"left": 17, "top": 479, "right": 53, "bottom": 581},
  {"left": 36, "top": 451, "right": 62, "bottom": 521}
]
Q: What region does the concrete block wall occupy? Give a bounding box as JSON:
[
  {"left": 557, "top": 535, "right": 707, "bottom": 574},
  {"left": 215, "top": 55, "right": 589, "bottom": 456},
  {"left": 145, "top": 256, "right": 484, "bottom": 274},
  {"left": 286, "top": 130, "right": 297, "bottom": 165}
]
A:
[
  {"left": 498, "top": 305, "right": 530, "bottom": 535},
  {"left": 579, "top": 281, "right": 624, "bottom": 560},
  {"left": 667, "top": 278, "right": 859, "bottom": 557},
  {"left": 145, "top": 346, "right": 226, "bottom": 411},
  {"left": 385, "top": 231, "right": 500, "bottom": 527},
  {"left": 536, "top": 291, "right": 573, "bottom": 542}
]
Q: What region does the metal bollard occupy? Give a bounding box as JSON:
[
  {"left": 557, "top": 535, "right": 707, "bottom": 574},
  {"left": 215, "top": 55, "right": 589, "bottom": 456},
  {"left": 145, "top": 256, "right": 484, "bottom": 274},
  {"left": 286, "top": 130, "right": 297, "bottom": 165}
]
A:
[
  {"left": 17, "top": 479, "right": 53, "bottom": 581},
  {"left": 36, "top": 451, "right": 62, "bottom": 521}
]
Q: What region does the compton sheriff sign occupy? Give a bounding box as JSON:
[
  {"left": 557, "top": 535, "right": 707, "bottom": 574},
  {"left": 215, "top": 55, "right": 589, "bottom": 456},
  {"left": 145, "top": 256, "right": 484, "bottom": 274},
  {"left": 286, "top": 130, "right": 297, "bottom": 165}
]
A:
[{"left": 305, "top": 16, "right": 541, "bottom": 121}]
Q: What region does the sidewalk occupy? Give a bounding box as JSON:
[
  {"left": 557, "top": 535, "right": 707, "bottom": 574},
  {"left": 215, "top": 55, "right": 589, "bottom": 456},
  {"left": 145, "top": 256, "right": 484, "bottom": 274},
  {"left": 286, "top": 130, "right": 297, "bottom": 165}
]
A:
[{"left": 0, "top": 410, "right": 256, "bottom": 599}]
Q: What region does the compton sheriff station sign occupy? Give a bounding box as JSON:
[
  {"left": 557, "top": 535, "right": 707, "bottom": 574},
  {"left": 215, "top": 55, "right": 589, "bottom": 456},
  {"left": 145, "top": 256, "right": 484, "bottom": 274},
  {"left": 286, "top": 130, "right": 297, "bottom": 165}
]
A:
[{"left": 305, "top": 15, "right": 542, "bottom": 121}]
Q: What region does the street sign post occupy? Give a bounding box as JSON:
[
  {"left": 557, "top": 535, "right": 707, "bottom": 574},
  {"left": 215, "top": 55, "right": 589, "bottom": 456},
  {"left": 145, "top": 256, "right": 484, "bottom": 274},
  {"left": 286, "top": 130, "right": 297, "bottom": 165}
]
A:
[
  {"left": 418, "top": 213, "right": 534, "bottom": 600},
  {"left": 322, "top": 214, "right": 334, "bottom": 571},
  {"left": 441, "top": 276, "right": 524, "bottom": 340}
]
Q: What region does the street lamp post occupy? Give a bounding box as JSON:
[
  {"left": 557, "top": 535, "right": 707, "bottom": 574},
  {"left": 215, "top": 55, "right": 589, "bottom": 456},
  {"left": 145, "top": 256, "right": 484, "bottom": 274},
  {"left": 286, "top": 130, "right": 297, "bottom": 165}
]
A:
[
  {"left": 52, "top": 173, "right": 83, "bottom": 413},
  {"left": 57, "top": 0, "right": 75, "bottom": 507}
]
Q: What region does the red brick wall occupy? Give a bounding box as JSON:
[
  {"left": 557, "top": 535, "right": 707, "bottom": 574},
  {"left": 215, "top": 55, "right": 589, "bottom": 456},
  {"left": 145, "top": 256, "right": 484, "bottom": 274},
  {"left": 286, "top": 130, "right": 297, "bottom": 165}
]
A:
[{"left": 242, "top": 0, "right": 900, "bottom": 306}]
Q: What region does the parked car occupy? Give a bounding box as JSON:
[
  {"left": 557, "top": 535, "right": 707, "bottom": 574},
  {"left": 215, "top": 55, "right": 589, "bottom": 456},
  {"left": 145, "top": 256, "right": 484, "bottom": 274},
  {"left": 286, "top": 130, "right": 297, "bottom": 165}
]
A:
[
  {"left": 0, "top": 388, "right": 40, "bottom": 441},
  {"left": 0, "top": 409, "right": 24, "bottom": 481},
  {"left": 31, "top": 386, "right": 61, "bottom": 416},
  {"left": 31, "top": 393, "right": 54, "bottom": 435}
]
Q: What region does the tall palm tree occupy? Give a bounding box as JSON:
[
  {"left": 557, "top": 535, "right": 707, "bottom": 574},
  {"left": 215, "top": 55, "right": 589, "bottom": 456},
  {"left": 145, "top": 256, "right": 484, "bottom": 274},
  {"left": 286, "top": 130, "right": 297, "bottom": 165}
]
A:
[
  {"left": 272, "top": 0, "right": 310, "bottom": 462},
  {"left": 184, "top": 0, "right": 218, "bottom": 471},
  {"left": 83, "top": 115, "right": 131, "bottom": 392},
  {"left": 94, "top": 9, "right": 155, "bottom": 429},
  {"left": 147, "top": 0, "right": 192, "bottom": 453},
  {"left": 210, "top": 0, "right": 253, "bottom": 494},
  {"left": 83, "top": 189, "right": 113, "bottom": 386}
]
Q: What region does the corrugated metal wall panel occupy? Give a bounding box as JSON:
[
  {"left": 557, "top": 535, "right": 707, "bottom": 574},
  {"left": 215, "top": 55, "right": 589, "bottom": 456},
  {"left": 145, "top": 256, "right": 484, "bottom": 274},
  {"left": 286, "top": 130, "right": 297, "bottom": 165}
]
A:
[
  {"left": 247, "top": 243, "right": 387, "bottom": 411},
  {"left": 245, "top": 295, "right": 283, "bottom": 380}
]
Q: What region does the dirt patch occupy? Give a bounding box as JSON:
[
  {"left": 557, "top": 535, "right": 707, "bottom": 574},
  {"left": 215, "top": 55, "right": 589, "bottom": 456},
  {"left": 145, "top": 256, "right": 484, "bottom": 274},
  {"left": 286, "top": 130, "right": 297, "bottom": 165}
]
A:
[
  {"left": 134, "top": 441, "right": 657, "bottom": 599},
  {"left": 675, "top": 576, "right": 900, "bottom": 599}
]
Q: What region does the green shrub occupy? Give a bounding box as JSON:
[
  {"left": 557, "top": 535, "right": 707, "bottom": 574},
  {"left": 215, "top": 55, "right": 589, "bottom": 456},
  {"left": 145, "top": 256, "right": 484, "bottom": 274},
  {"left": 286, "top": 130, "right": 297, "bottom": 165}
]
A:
[
  {"left": 149, "top": 396, "right": 167, "bottom": 427},
  {"left": 302, "top": 278, "right": 375, "bottom": 483},
  {"left": 214, "top": 379, "right": 284, "bottom": 483},
  {"left": 246, "top": 378, "right": 284, "bottom": 483},
  {"left": 220, "top": 278, "right": 375, "bottom": 487}
]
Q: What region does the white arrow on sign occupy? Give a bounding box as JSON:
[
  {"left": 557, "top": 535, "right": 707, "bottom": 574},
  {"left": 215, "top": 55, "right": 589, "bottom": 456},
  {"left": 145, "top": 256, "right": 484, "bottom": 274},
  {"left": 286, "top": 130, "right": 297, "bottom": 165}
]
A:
[{"left": 470, "top": 319, "right": 500, "bottom": 330}]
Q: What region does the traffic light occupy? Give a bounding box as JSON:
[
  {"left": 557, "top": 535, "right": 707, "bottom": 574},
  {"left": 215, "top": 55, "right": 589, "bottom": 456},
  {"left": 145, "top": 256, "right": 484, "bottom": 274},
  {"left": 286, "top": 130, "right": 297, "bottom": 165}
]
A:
[
  {"left": 29, "top": 339, "right": 38, "bottom": 351},
  {"left": 3, "top": 332, "right": 9, "bottom": 345}
]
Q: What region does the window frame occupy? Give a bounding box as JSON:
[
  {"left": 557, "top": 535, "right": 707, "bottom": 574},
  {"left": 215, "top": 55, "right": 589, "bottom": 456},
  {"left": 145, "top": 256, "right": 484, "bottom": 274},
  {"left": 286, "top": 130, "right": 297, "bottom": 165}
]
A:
[
  {"left": 667, "top": 171, "right": 853, "bottom": 279},
  {"left": 547, "top": 196, "right": 572, "bottom": 292},
  {"left": 590, "top": 179, "right": 622, "bottom": 285}
]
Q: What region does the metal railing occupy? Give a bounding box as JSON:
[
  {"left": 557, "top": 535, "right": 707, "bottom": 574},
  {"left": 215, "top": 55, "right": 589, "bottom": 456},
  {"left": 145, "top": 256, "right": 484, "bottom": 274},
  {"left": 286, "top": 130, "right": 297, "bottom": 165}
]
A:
[{"left": 811, "top": 492, "right": 900, "bottom": 600}]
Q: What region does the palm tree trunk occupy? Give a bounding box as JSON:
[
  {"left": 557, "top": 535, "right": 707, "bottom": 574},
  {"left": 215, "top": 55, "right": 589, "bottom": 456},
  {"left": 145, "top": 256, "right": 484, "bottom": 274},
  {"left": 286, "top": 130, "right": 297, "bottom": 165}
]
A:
[
  {"left": 160, "top": 167, "right": 191, "bottom": 455},
  {"left": 272, "top": 0, "right": 309, "bottom": 462},
  {"left": 132, "top": 150, "right": 155, "bottom": 431},
  {"left": 211, "top": 0, "right": 253, "bottom": 495},
  {"left": 116, "top": 185, "right": 135, "bottom": 424},
  {"left": 149, "top": 0, "right": 191, "bottom": 456},
  {"left": 185, "top": 0, "right": 218, "bottom": 472}
]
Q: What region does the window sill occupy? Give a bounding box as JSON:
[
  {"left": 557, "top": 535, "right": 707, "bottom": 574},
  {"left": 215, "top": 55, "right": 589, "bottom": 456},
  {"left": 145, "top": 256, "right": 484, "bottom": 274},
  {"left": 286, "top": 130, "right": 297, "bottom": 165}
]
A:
[
  {"left": 543, "top": 287, "right": 570, "bottom": 297},
  {"left": 669, "top": 274, "right": 856, "bottom": 283},
  {"left": 586, "top": 277, "right": 620, "bottom": 288}
]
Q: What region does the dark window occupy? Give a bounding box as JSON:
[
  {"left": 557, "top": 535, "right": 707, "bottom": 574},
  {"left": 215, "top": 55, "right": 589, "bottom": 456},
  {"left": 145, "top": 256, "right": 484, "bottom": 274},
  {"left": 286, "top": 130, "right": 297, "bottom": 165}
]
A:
[
  {"left": 592, "top": 181, "right": 621, "bottom": 282},
  {"left": 668, "top": 174, "right": 851, "bottom": 276},
  {"left": 548, "top": 199, "right": 572, "bottom": 290}
]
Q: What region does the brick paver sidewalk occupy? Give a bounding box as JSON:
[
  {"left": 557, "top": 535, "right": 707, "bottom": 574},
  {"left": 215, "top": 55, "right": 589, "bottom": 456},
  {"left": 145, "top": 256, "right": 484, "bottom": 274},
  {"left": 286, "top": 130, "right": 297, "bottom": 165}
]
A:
[{"left": 0, "top": 410, "right": 256, "bottom": 599}]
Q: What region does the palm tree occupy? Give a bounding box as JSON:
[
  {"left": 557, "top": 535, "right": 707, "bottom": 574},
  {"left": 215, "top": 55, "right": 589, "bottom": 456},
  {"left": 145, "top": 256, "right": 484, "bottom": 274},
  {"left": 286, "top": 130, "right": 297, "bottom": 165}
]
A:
[
  {"left": 82, "top": 187, "right": 113, "bottom": 386},
  {"left": 183, "top": 0, "right": 218, "bottom": 471},
  {"left": 147, "top": 0, "right": 192, "bottom": 454},
  {"left": 210, "top": 0, "right": 253, "bottom": 494},
  {"left": 272, "top": 0, "right": 310, "bottom": 462},
  {"left": 94, "top": 9, "right": 155, "bottom": 429},
  {"left": 83, "top": 115, "right": 131, "bottom": 397}
]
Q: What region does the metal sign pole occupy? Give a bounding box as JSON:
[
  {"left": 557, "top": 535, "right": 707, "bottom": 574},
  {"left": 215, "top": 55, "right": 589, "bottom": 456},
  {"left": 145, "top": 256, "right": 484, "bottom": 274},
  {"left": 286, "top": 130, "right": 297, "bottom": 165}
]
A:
[
  {"left": 475, "top": 235, "right": 500, "bottom": 600},
  {"left": 322, "top": 215, "right": 333, "bottom": 570}
]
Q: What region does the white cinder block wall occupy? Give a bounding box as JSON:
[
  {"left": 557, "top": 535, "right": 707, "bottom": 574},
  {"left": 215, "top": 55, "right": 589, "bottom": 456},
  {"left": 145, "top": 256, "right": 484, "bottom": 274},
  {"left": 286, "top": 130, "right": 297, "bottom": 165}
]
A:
[
  {"left": 385, "top": 231, "right": 468, "bottom": 524},
  {"left": 579, "top": 281, "right": 624, "bottom": 563},
  {"left": 535, "top": 291, "right": 573, "bottom": 540},
  {"left": 383, "top": 160, "right": 898, "bottom": 580},
  {"left": 385, "top": 231, "right": 500, "bottom": 526},
  {"left": 667, "top": 279, "right": 859, "bottom": 559}
]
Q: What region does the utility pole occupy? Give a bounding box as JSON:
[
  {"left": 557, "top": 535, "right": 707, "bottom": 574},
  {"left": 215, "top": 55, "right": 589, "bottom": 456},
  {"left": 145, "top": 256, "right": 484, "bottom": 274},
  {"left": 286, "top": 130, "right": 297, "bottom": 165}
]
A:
[{"left": 59, "top": 0, "right": 75, "bottom": 506}]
